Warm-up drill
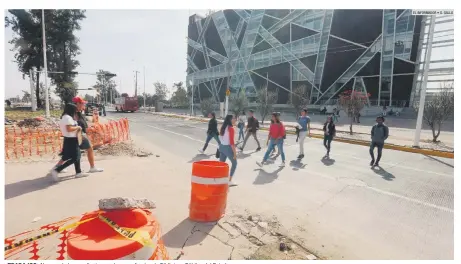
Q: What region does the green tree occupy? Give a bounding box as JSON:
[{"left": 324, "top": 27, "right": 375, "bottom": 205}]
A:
[
  {"left": 154, "top": 82, "right": 168, "bottom": 102},
  {"left": 6, "top": 10, "right": 46, "bottom": 108},
  {"left": 256, "top": 85, "right": 278, "bottom": 125},
  {"left": 230, "top": 89, "right": 249, "bottom": 117},
  {"left": 6, "top": 9, "right": 86, "bottom": 107},
  {"left": 47, "top": 10, "right": 86, "bottom": 104},
  {"left": 170, "top": 82, "right": 188, "bottom": 107},
  {"left": 200, "top": 97, "right": 215, "bottom": 116},
  {"left": 21, "top": 90, "right": 31, "bottom": 102},
  {"left": 93, "top": 69, "right": 119, "bottom": 104},
  {"left": 289, "top": 85, "right": 310, "bottom": 118}
]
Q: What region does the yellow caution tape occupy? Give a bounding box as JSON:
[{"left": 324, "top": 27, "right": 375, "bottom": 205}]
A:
[
  {"left": 5, "top": 212, "right": 157, "bottom": 252},
  {"left": 98, "top": 214, "right": 156, "bottom": 248},
  {"left": 4, "top": 216, "right": 98, "bottom": 252}
]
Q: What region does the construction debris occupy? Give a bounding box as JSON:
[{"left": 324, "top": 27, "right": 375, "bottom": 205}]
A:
[
  {"left": 95, "top": 141, "right": 153, "bottom": 157},
  {"left": 98, "top": 197, "right": 156, "bottom": 210}
]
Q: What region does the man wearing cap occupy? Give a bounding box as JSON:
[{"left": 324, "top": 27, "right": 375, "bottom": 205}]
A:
[
  {"left": 369, "top": 115, "right": 389, "bottom": 167},
  {"left": 53, "top": 96, "right": 103, "bottom": 173}
]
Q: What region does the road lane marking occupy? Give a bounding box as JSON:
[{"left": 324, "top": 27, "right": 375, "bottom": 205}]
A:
[{"left": 144, "top": 123, "right": 453, "bottom": 213}]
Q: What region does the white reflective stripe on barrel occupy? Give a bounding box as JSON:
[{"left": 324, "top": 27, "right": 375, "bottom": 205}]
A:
[{"left": 191, "top": 175, "right": 229, "bottom": 185}]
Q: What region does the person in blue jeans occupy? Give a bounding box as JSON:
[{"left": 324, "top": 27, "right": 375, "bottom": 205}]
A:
[
  {"left": 199, "top": 112, "right": 221, "bottom": 153},
  {"left": 218, "top": 114, "right": 238, "bottom": 186},
  {"left": 237, "top": 111, "right": 247, "bottom": 142},
  {"left": 257, "top": 113, "right": 286, "bottom": 167}
]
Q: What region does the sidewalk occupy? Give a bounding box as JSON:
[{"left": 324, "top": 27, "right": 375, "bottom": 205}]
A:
[{"left": 4, "top": 141, "right": 316, "bottom": 260}]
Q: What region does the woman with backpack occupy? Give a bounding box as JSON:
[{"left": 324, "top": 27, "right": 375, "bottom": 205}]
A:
[
  {"left": 323, "top": 115, "right": 336, "bottom": 158},
  {"left": 219, "top": 114, "right": 238, "bottom": 186},
  {"left": 257, "top": 112, "right": 286, "bottom": 167}
]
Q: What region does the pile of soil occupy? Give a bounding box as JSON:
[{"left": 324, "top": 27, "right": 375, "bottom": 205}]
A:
[{"left": 95, "top": 141, "right": 153, "bottom": 157}]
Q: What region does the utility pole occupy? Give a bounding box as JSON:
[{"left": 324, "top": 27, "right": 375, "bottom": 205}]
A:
[
  {"left": 414, "top": 15, "right": 436, "bottom": 147},
  {"left": 265, "top": 72, "right": 269, "bottom": 102},
  {"left": 143, "top": 66, "right": 146, "bottom": 107},
  {"left": 134, "top": 70, "right": 140, "bottom": 97},
  {"left": 225, "top": 31, "right": 232, "bottom": 116},
  {"left": 29, "top": 69, "right": 37, "bottom": 111},
  {"left": 41, "top": 9, "right": 50, "bottom": 118}
]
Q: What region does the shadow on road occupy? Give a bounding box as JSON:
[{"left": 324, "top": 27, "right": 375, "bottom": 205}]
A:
[
  {"left": 188, "top": 153, "right": 214, "bottom": 163},
  {"left": 5, "top": 174, "right": 80, "bottom": 200},
  {"left": 162, "top": 218, "right": 206, "bottom": 248},
  {"left": 321, "top": 156, "right": 335, "bottom": 166},
  {"left": 253, "top": 166, "right": 284, "bottom": 185},
  {"left": 423, "top": 155, "right": 454, "bottom": 168},
  {"left": 371, "top": 166, "right": 395, "bottom": 181},
  {"left": 289, "top": 160, "right": 307, "bottom": 171},
  {"left": 237, "top": 150, "right": 258, "bottom": 159}
]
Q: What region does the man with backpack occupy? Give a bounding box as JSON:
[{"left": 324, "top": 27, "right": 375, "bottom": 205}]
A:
[{"left": 239, "top": 110, "right": 261, "bottom": 152}]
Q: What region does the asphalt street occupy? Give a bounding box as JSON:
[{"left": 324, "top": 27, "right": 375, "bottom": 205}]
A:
[{"left": 107, "top": 111, "right": 454, "bottom": 260}]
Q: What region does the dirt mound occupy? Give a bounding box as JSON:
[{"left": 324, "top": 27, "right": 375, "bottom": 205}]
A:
[{"left": 95, "top": 141, "right": 153, "bottom": 157}]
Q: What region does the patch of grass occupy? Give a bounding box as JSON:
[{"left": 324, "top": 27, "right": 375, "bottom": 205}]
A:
[{"left": 5, "top": 109, "right": 61, "bottom": 120}]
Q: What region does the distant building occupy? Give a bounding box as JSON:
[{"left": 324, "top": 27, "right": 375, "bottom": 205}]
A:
[{"left": 186, "top": 9, "right": 425, "bottom": 107}]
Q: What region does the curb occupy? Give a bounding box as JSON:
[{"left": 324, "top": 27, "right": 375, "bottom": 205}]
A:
[{"left": 146, "top": 112, "right": 454, "bottom": 159}]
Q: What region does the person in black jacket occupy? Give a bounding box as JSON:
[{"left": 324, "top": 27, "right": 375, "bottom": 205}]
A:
[
  {"left": 322, "top": 115, "right": 336, "bottom": 158},
  {"left": 200, "top": 112, "right": 221, "bottom": 153},
  {"left": 239, "top": 110, "right": 261, "bottom": 151}
]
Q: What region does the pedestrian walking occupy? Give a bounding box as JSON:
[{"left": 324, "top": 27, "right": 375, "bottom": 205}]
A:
[
  {"left": 237, "top": 111, "right": 247, "bottom": 142},
  {"left": 369, "top": 115, "right": 389, "bottom": 167},
  {"left": 53, "top": 96, "right": 103, "bottom": 173},
  {"left": 50, "top": 104, "right": 87, "bottom": 182},
  {"left": 218, "top": 114, "right": 238, "bottom": 186},
  {"left": 239, "top": 110, "right": 261, "bottom": 152},
  {"left": 257, "top": 112, "right": 286, "bottom": 167},
  {"left": 297, "top": 109, "right": 311, "bottom": 159},
  {"left": 199, "top": 112, "right": 221, "bottom": 153},
  {"left": 323, "top": 116, "right": 336, "bottom": 158}
]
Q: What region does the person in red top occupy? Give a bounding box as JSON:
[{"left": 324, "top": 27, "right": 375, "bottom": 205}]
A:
[
  {"left": 257, "top": 112, "right": 286, "bottom": 167},
  {"left": 218, "top": 114, "right": 238, "bottom": 186}
]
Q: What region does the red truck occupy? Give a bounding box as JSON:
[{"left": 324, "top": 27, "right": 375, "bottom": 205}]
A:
[{"left": 115, "top": 93, "right": 139, "bottom": 112}]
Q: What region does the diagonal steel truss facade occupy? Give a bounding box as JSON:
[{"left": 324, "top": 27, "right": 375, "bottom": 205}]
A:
[{"left": 187, "top": 9, "right": 421, "bottom": 106}]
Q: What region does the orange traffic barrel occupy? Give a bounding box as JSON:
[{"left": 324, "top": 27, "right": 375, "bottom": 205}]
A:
[
  {"left": 189, "top": 160, "right": 229, "bottom": 222},
  {"left": 67, "top": 209, "right": 169, "bottom": 260}
]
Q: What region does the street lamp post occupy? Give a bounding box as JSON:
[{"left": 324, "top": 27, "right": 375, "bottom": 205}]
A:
[
  {"left": 414, "top": 15, "right": 436, "bottom": 147},
  {"left": 41, "top": 9, "right": 50, "bottom": 118},
  {"left": 225, "top": 27, "right": 235, "bottom": 117}
]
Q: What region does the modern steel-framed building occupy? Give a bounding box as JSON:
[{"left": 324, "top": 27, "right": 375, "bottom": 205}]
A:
[{"left": 186, "top": 9, "right": 423, "bottom": 107}]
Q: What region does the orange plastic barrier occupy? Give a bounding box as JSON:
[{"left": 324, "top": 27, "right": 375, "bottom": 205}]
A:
[
  {"left": 189, "top": 160, "right": 229, "bottom": 222},
  {"left": 67, "top": 209, "right": 168, "bottom": 260},
  {"left": 5, "top": 118, "right": 130, "bottom": 160},
  {"left": 5, "top": 209, "right": 169, "bottom": 260}
]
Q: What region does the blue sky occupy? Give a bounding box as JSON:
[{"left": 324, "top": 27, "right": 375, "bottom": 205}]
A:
[{"left": 4, "top": 9, "right": 208, "bottom": 99}]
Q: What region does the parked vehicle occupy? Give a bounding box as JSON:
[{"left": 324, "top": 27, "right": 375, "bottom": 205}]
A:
[
  {"left": 85, "top": 103, "right": 103, "bottom": 116},
  {"left": 115, "top": 94, "right": 139, "bottom": 112}
]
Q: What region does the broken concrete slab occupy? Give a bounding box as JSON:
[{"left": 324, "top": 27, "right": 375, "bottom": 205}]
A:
[
  {"left": 228, "top": 233, "right": 259, "bottom": 260},
  {"left": 219, "top": 222, "right": 241, "bottom": 239},
  {"left": 182, "top": 231, "right": 233, "bottom": 260},
  {"left": 194, "top": 222, "right": 231, "bottom": 244},
  {"left": 260, "top": 233, "right": 279, "bottom": 245},
  {"left": 249, "top": 225, "right": 266, "bottom": 240}
]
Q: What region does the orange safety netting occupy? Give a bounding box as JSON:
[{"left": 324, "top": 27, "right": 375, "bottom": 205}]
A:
[
  {"left": 4, "top": 118, "right": 130, "bottom": 160},
  {"left": 4, "top": 211, "right": 169, "bottom": 260}
]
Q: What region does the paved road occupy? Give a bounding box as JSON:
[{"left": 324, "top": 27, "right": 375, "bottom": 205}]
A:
[{"left": 108, "top": 111, "right": 454, "bottom": 260}]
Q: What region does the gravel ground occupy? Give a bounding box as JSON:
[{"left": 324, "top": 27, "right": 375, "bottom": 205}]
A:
[{"left": 95, "top": 141, "right": 153, "bottom": 157}]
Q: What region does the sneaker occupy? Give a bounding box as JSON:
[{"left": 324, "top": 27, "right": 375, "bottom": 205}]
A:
[
  {"left": 256, "top": 147, "right": 261, "bottom": 151},
  {"left": 88, "top": 167, "right": 104, "bottom": 173},
  {"left": 75, "top": 173, "right": 89, "bottom": 178},
  {"left": 53, "top": 166, "right": 67, "bottom": 173},
  {"left": 256, "top": 161, "right": 265, "bottom": 167},
  {"left": 298, "top": 154, "right": 305, "bottom": 159},
  {"left": 374, "top": 162, "right": 380, "bottom": 167},
  {"left": 199, "top": 149, "right": 204, "bottom": 154},
  {"left": 228, "top": 181, "right": 238, "bottom": 187},
  {"left": 370, "top": 160, "right": 375, "bottom": 166},
  {"left": 49, "top": 170, "right": 59, "bottom": 182},
  {"left": 280, "top": 161, "right": 286, "bottom": 167}
]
